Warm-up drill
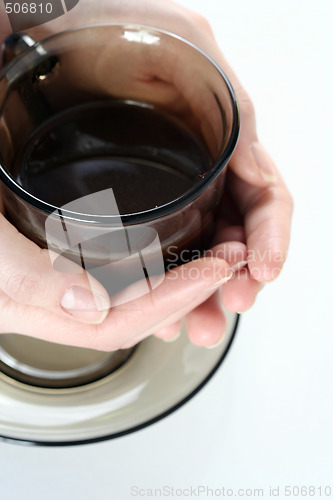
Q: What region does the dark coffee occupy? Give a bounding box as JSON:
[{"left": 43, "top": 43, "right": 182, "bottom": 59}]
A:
[
  {"left": 8, "top": 99, "right": 220, "bottom": 292},
  {"left": 13, "top": 100, "right": 211, "bottom": 215}
]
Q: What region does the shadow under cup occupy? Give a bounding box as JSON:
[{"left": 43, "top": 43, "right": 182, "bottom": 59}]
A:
[{"left": 0, "top": 24, "right": 239, "bottom": 388}]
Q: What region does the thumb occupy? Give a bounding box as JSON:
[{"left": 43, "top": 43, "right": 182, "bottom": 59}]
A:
[{"left": 0, "top": 214, "right": 111, "bottom": 324}]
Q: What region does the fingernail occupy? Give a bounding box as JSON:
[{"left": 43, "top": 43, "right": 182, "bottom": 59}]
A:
[
  {"left": 61, "top": 286, "right": 110, "bottom": 324},
  {"left": 231, "top": 260, "right": 248, "bottom": 272},
  {"left": 251, "top": 142, "right": 277, "bottom": 183},
  {"left": 205, "top": 333, "right": 225, "bottom": 349},
  {"left": 204, "top": 269, "right": 234, "bottom": 292}
]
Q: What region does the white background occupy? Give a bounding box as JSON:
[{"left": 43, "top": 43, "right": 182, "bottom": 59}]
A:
[{"left": 1, "top": 0, "right": 333, "bottom": 498}]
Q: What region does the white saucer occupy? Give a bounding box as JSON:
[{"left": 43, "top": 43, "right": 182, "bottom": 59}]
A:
[{"left": 0, "top": 312, "right": 239, "bottom": 446}]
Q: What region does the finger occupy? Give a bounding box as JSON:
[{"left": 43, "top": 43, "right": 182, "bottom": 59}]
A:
[
  {"left": 0, "top": 257, "right": 233, "bottom": 350},
  {"left": 213, "top": 224, "right": 246, "bottom": 245},
  {"left": 180, "top": 20, "right": 279, "bottom": 187},
  {"left": 182, "top": 242, "right": 247, "bottom": 347},
  {"left": 100, "top": 257, "right": 233, "bottom": 350},
  {"left": 228, "top": 167, "right": 293, "bottom": 282},
  {"left": 185, "top": 289, "right": 226, "bottom": 347},
  {"left": 215, "top": 186, "right": 244, "bottom": 228},
  {"left": 121, "top": 319, "right": 182, "bottom": 348},
  {"left": 0, "top": 214, "right": 111, "bottom": 324},
  {"left": 147, "top": 244, "right": 247, "bottom": 345},
  {"left": 207, "top": 241, "right": 248, "bottom": 270},
  {"left": 120, "top": 320, "right": 184, "bottom": 349},
  {"left": 222, "top": 266, "right": 263, "bottom": 313},
  {"left": 153, "top": 321, "right": 182, "bottom": 342},
  {"left": 182, "top": 242, "right": 247, "bottom": 346}
]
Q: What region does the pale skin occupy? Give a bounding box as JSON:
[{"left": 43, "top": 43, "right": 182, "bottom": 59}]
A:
[{"left": 0, "top": 0, "right": 293, "bottom": 349}]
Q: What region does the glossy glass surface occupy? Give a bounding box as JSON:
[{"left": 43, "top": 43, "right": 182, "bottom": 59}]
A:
[
  {"left": 0, "top": 25, "right": 239, "bottom": 430},
  {"left": 0, "top": 311, "right": 239, "bottom": 445},
  {"left": 0, "top": 24, "right": 239, "bottom": 262}
]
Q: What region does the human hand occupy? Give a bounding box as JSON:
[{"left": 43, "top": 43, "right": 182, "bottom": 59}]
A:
[
  {"left": 0, "top": 210, "right": 238, "bottom": 349},
  {"left": 0, "top": 0, "right": 292, "bottom": 349}
]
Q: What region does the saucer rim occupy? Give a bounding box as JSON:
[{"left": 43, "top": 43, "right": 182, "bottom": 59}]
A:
[{"left": 0, "top": 314, "right": 239, "bottom": 447}]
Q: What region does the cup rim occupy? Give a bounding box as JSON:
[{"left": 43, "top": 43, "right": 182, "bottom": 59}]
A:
[{"left": 0, "top": 23, "right": 240, "bottom": 225}]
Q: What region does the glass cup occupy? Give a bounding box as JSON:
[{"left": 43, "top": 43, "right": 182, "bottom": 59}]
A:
[{"left": 0, "top": 24, "right": 239, "bottom": 388}]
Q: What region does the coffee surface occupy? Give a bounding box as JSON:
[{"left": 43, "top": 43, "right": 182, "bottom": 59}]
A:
[{"left": 14, "top": 100, "right": 210, "bottom": 214}]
